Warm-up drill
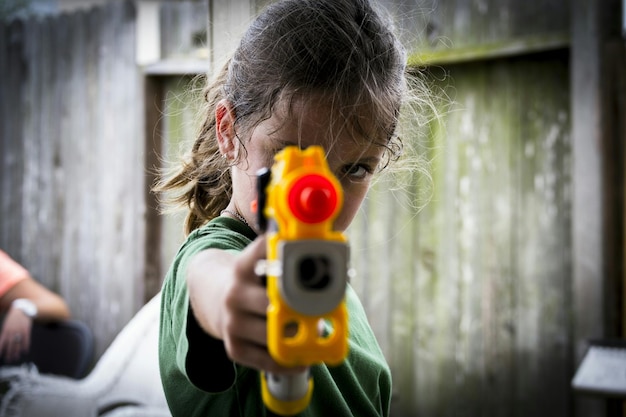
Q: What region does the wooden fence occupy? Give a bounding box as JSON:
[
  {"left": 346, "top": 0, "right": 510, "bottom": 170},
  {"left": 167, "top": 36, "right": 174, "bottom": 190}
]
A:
[{"left": 0, "top": 1, "right": 144, "bottom": 358}]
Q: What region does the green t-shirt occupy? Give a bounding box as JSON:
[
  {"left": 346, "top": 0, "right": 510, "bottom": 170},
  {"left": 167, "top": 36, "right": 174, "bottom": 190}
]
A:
[{"left": 159, "top": 217, "right": 392, "bottom": 416}]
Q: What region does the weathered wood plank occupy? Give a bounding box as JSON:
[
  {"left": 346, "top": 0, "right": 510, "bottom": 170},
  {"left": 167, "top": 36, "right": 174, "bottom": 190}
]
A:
[
  {"left": 512, "top": 53, "right": 571, "bottom": 417},
  {"left": 53, "top": 13, "right": 71, "bottom": 298},
  {"left": 21, "top": 16, "right": 43, "bottom": 273},
  {"left": 571, "top": 0, "right": 616, "bottom": 415},
  {"left": 1, "top": 20, "right": 26, "bottom": 257}
]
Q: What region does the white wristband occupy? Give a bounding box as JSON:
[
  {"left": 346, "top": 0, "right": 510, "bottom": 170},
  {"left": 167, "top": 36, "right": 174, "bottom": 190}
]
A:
[{"left": 12, "top": 298, "right": 38, "bottom": 318}]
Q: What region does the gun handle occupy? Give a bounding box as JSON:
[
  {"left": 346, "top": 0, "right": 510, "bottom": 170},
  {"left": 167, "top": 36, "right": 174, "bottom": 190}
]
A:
[{"left": 261, "top": 369, "right": 313, "bottom": 416}]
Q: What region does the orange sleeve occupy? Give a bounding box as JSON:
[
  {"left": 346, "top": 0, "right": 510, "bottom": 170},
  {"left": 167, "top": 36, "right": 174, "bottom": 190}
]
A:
[{"left": 0, "top": 250, "right": 29, "bottom": 297}]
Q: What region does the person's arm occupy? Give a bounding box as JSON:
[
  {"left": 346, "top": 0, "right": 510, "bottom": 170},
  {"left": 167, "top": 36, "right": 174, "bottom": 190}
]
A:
[
  {"left": 0, "top": 278, "right": 70, "bottom": 362},
  {"left": 0, "top": 278, "right": 70, "bottom": 322},
  {"left": 186, "top": 236, "right": 305, "bottom": 376}
]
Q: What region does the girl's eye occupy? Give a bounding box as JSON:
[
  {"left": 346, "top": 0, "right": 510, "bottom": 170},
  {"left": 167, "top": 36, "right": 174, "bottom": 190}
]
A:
[{"left": 341, "top": 164, "right": 372, "bottom": 181}]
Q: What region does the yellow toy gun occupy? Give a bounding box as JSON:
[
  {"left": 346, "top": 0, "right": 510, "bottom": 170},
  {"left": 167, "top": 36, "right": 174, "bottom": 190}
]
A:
[{"left": 255, "top": 146, "right": 350, "bottom": 416}]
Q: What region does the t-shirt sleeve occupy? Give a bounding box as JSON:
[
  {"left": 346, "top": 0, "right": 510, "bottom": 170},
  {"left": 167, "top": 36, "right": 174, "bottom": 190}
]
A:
[
  {"left": 0, "top": 250, "right": 29, "bottom": 297},
  {"left": 161, "top": 218, "right": 256, "bottom": 393}
]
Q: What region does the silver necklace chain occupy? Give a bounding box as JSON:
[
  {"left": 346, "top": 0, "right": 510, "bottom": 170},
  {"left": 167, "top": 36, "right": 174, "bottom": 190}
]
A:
[{"left": 220, "top": 209, "right": 250, "bottom": 228}]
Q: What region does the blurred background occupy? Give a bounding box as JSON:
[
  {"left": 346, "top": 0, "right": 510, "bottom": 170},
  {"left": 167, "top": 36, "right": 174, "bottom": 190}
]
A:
[{"left": 0, "top": 0, "right": 624, "bottom": 416}]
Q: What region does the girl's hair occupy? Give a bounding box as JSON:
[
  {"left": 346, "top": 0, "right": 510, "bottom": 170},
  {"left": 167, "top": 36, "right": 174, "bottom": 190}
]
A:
[{"left": 156, "top": 0, "right": 424, "bottom": 235}]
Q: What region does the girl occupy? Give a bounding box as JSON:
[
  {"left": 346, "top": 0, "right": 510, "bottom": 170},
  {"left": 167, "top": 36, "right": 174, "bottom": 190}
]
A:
[{"left": 157, "top": 0, "right": 429, "bottom": 415}]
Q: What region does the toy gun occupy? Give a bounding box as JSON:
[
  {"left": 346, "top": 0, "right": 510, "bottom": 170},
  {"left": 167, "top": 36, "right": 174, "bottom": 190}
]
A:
[{"left": 255, "top": 146, "right": 350, "bottom": 416}]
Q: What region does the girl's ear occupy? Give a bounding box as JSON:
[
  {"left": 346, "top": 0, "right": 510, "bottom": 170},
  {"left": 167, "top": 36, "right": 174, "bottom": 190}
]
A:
[{"left": 216, "top": 99, "right": 236, "bottom": 160}]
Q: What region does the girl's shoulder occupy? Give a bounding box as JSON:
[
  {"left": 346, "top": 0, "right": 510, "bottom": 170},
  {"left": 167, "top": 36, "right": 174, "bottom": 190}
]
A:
[{"left": 184, "top": 216, "right": 257, "bottom": 253}]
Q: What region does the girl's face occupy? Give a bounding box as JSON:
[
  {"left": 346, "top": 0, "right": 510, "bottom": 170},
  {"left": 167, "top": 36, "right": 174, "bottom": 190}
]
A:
[{"left": 220, "top": 96, "right": 386, "bottom": 232}]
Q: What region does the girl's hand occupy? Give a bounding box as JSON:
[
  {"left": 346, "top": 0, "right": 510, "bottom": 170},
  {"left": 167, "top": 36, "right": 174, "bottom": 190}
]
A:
[
  {"left": 0, "top": 306, "right": 32, "bottom": 363},
  {"left": 187, "top": 236, "right": 305, "bottom": 375}
]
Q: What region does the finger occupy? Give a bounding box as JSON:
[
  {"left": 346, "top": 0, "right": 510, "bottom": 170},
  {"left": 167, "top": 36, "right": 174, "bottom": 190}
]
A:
[
  {"left": 234, "top": 236, "right": 267, "bottom": 284},
  {"left": 225, "top": 280, "right": 268, "bottom": 317},
  {"left": 10, "top": 333, "right": 27, "bottom": 362},
  {"left": 4, "top": 339, "right": 14, "bottom": 362},
  {"left": 22, "top": 332, "right": 31, "bottom": 355},
  {"left": 224, "top": 312, "right": 268, "bottom": 347},
  {"left": 12, "top": 337, "right": 23, "bottom": 362},
  {"left": 19, "top": 335, "right": 30, "bottom": 357},
  {"left": 225, "top": 337, "right": 306, "bottom": 375},
  {"left": 0, "top": 336, "right": 7, "bottom": 359},
  {"left": 7, "top": 339, "right": 19, "bottom": 363}
]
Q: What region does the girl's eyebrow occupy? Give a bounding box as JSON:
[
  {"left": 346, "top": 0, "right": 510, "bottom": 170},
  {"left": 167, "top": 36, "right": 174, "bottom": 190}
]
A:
[
  {"left": 361, "top": 155, "right": 382, "bottom": 164},
  {"left": 337, "top": 153, "right": 382, "bottom": 168}
]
